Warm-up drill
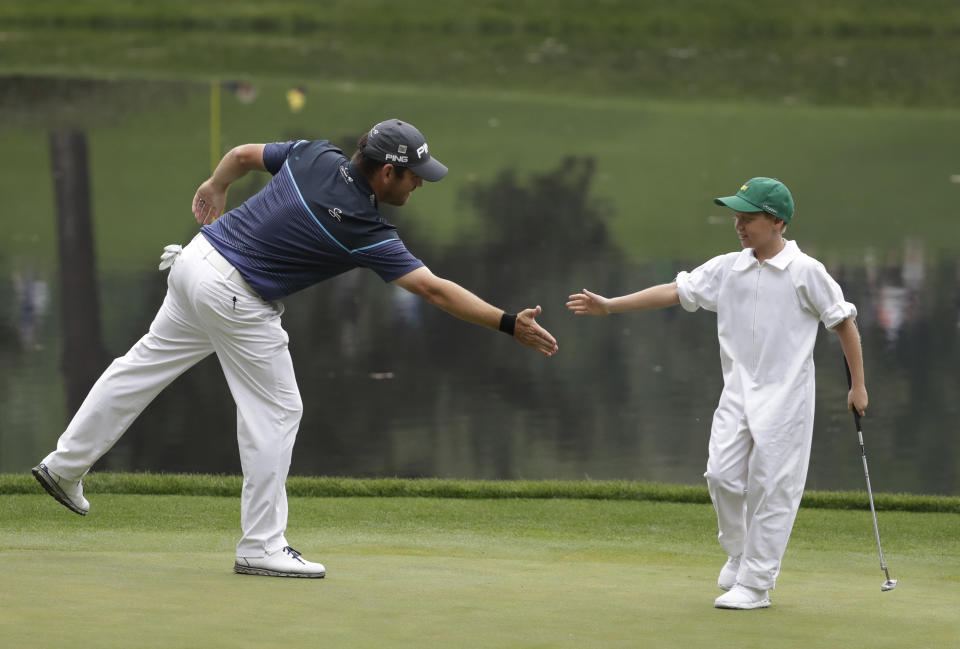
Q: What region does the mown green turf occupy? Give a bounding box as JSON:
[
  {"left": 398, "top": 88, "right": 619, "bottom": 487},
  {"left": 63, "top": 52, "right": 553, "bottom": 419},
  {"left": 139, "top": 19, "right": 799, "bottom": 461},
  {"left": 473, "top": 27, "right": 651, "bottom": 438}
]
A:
[{"left": 1, "top": 487, "right": 957, "bottom": 648}]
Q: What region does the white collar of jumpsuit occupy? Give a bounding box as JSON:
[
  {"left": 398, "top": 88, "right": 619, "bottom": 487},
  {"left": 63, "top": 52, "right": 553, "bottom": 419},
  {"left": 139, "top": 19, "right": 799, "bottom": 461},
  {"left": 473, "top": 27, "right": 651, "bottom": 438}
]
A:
[{"left": 732, "top": 239, "right": 801, "bottom": 272}]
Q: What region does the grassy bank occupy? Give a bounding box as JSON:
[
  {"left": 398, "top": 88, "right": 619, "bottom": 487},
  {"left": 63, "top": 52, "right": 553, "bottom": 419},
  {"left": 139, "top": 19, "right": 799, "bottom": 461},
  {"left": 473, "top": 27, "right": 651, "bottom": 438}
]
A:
[
  {"left": 4, "top": 78, "right": 959, "bottom": 270},
  {"left": 3, "top": 473, "right": 959, "bottom": 513},
  {"left": 1, "top": 490, "right": 957, "bottom": 649},
  {"left": 2, "top": 1, "right": 959, "bottom": 108}
]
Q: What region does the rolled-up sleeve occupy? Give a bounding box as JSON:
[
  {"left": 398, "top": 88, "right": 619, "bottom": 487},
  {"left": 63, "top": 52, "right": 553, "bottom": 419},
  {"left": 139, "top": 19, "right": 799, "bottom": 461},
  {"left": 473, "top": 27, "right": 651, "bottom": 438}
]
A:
[
  {"left": 675, "top": 271, "right": 700, "bottom": 312},
  {"left": 820, "top": 301, "right": 857, "bottom": 328},
  {"left": 794, "top": 259, "right": 857, "bottom": 328},
  {"left": 675, "top": 253, "right": 735, "bottom": 314}
]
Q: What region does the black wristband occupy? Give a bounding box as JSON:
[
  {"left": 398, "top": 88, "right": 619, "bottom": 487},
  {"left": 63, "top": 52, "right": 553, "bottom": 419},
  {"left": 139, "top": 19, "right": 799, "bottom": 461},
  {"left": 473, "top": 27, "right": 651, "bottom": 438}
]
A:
[{"left": 499, "top": 312, "right": 517, "bottom": 336}]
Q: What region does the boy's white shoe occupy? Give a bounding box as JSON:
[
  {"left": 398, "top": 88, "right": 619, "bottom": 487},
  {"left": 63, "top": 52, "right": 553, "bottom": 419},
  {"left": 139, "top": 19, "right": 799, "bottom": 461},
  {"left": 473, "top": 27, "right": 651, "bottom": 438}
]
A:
[
  {"left": 31, "top": 463, "right": 89, "bottom": 516},
  {"left": 714, "top": 584, "right": 771, "bottom": 609},
  {"left": 717, "top": 555, "right": 741, "bottom": 591},
  {"left": 234, "top": 546, "right": 326, "bottom": 578}
]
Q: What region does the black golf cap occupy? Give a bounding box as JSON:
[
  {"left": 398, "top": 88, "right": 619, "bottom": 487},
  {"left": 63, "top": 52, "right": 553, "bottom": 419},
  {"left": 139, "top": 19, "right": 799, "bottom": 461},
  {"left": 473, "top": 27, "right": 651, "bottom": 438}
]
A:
[{"left": 362, "top": 119, "right": 448, "bottom": 182}]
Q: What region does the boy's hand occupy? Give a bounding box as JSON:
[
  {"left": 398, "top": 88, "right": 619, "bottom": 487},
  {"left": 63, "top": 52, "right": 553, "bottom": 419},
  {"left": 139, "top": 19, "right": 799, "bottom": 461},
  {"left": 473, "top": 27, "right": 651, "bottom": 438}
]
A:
[
  {"left": 848, "top": 386, "right": 868, "bottom": 417},
  {"left": 566, "top": 289, "right": 610, "bottom": 316}
]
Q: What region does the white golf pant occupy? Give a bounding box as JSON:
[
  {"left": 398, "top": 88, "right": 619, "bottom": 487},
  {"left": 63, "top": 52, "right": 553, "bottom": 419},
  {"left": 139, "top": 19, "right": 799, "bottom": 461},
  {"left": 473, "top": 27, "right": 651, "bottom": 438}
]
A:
[
  {"left": 704, "top": 404, "right": 813, "bottom": 591},
  {"left": 42, "top": 233, "right": 302, "bottom": 558}
]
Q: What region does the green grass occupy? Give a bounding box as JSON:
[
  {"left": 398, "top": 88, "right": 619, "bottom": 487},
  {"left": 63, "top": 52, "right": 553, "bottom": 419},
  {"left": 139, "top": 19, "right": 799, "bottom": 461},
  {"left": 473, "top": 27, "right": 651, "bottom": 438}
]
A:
[
  {"left": 3, "top": 0, "right": 960, "bottom": 108},
  {"left": 3, "top": 78, "right": 960, "bottom": 271},
  {"left": 3, "top": 2, "right": 960, "bottom": 269},
  {"left": 2, "top": 1, "right": 959, "bottom": 271},
  {"left": 1, "top": 483, "right": 958, "bottom": 648}
]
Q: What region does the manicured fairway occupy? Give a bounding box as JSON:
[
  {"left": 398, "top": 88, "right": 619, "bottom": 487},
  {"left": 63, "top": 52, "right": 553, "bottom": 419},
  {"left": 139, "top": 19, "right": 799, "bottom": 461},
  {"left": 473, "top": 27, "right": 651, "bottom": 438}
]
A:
[{"left": 1, "top": 490, "right": 957, "bottom": 649}]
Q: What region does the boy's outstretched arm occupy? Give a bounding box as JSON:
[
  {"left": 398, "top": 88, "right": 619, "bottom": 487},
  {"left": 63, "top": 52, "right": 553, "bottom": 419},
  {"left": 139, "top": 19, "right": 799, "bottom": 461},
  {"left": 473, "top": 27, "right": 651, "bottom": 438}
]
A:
[
  {"left": 833, "top": 317, "right": 868, "bottom": 416},
  {"left": 567, "top": 282, "right": 680, "bottom": 316}
]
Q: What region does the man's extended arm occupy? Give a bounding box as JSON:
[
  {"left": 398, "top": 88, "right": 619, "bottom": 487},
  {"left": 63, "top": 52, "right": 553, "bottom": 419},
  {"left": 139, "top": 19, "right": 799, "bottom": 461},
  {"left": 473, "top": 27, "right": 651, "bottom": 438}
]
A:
[{"left": 393, "top": 266, "right": 558, "bottom": 357}]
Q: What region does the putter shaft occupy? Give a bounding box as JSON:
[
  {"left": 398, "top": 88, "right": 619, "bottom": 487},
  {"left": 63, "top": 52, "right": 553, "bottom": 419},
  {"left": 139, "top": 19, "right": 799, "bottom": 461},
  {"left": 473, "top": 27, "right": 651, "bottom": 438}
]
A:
[{"left": 846, "top": 358, "right": 897, "bottom": 591}]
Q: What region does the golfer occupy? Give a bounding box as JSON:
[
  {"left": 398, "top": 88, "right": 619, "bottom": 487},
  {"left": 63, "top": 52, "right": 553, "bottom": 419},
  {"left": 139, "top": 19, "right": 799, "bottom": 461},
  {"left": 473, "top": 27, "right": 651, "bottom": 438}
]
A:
[
  {"left": 33, "top": 119, "right": 559, "bottom": 578},
  {"left": 567, "top": 177, "right": 867, "bottom": 609}
]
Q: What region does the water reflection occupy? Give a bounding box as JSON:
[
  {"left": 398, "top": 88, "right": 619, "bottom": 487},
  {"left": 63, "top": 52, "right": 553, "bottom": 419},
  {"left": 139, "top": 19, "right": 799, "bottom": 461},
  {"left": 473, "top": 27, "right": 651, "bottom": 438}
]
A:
[
  {"left": 1, "top": 76, "right": 957, "bottom": 496},
  {"left": 6, "top": 252, "right": 955, "bottom": 494},
  {"left": 865, "top": 240, "right": 925, "bottom": 344},
  {"left": 11, "top": 269, "right": 48, "bottom": 350},
  {"left": 49, "top": 129, "right": 109, "bottom": 414}
]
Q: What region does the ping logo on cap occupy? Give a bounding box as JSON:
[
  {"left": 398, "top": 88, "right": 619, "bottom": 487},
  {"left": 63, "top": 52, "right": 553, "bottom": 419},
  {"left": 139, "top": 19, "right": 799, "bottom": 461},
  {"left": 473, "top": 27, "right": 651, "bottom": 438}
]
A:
[{"left": 363, "top": 119, "right": 449, "bottom": 181}]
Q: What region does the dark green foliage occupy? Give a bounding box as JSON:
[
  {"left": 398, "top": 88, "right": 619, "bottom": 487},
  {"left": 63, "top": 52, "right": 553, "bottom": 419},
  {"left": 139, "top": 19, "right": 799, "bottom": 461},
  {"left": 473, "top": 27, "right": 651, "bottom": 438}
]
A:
[{"left": 3, "top": 473, "right": 958, "bottom": 512}]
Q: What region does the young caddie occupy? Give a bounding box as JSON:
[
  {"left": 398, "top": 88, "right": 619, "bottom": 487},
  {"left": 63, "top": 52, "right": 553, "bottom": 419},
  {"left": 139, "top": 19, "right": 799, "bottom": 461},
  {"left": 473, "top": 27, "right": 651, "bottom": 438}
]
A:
[{"left": 567, "top": 177, "right": 868, "bottom": 609}]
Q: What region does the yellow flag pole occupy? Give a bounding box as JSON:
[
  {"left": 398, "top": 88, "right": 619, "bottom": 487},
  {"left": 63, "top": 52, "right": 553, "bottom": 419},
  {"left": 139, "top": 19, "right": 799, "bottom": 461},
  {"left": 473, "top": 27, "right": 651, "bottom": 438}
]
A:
[{"left": 210, "top": 80, "right": 221, "bottom": 175}]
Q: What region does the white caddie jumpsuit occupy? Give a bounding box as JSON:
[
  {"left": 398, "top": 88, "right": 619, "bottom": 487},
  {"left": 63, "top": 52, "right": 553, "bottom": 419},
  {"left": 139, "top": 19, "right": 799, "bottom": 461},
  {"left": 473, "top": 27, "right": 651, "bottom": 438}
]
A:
[{"left": 675, "top": 240, "right": 856, "bottom": 591}]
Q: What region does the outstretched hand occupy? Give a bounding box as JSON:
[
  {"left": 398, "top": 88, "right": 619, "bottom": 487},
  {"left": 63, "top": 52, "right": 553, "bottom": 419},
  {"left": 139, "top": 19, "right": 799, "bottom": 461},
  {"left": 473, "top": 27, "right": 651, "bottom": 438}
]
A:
[
  {"left": 192, "top": 179, "right": 227, "bottom": 225},
  {"left": 514, "top": 306, "right": 559, "bottom": 356},
  {"left": 566, "top": 289, "right": 610, "bottom": 316}
]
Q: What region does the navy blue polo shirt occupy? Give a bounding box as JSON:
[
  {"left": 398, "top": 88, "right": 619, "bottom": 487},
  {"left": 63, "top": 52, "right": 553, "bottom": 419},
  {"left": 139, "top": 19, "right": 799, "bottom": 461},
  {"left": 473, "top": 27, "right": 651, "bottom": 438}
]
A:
[{"left": 201, "top": 140, "right": 424, "bottom": 300}]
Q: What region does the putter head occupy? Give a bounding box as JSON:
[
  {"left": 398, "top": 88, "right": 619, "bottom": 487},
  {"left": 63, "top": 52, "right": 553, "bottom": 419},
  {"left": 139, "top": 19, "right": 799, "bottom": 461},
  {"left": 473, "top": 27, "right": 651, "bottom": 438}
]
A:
[{"left": 881, "top": 578, "right": 898, "bottom": 591}]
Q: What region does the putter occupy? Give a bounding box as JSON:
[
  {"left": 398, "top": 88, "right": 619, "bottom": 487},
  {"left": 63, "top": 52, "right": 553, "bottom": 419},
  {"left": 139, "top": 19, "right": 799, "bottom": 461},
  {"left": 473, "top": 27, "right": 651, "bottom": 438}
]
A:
[{"left": 845, "top": 357, "right": 898, "bottom": 592}]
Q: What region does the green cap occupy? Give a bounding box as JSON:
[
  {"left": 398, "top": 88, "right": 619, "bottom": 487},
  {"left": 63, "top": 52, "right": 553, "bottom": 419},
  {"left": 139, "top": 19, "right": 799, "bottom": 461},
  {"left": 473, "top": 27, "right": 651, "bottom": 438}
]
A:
[{"left": 714, "top": 177, "right": 795, "bottom": 223}]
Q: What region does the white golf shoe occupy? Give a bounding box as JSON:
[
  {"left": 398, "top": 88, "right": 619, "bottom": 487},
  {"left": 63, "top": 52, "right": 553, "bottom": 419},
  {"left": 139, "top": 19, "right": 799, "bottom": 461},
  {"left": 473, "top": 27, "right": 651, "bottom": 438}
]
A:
[
  {"left": 717, "top": 555, "right": 741, "bottom": 591},
  {"left": 714, "top": 584, "right": 771, "bottom": 609},
  {"left": 31, "top": 463, "right": 89, "bottom": 516},
  {"left": 234, "top": 546, "right": 326, "bottom": 578}
]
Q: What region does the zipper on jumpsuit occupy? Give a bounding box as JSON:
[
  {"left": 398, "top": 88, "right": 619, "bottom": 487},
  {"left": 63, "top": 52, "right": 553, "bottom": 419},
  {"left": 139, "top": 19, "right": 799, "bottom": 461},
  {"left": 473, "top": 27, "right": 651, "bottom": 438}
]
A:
[{"left": 751, "top": 263, "right": 762, "bottom": 372}]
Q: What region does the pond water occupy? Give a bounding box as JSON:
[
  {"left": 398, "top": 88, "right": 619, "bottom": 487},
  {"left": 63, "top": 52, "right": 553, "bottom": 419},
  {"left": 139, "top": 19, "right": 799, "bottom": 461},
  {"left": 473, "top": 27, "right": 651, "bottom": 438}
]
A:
[{"left": 1, "top": 75, "right": 958, "bottom": 495}]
